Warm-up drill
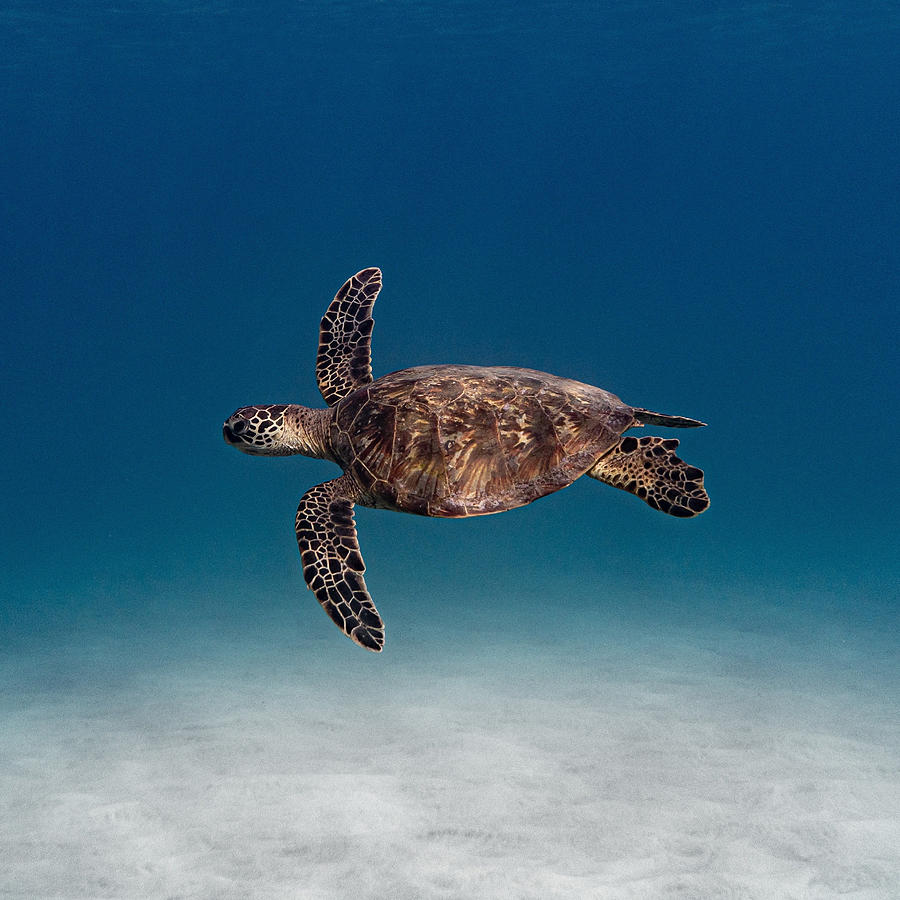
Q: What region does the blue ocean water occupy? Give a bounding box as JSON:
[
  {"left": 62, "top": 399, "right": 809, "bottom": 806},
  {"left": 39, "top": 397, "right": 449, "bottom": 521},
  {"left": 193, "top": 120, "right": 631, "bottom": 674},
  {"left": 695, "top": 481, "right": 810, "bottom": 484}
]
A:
[{"left": 2, "top": 3, "right": 899, "bottom": 896}]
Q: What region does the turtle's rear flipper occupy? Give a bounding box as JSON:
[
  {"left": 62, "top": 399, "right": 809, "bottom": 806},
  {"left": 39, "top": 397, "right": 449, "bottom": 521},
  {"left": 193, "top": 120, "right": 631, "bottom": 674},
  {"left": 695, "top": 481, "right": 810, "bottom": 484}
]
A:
[
  {"left": 632, "top": 408, "right": 706, "bottom": 428},
  {"left": 295, "top": 475, "right": 385, "bottom": 651},
  {"left": 588, "top": 436, "right": 709, "bottom": 517}
]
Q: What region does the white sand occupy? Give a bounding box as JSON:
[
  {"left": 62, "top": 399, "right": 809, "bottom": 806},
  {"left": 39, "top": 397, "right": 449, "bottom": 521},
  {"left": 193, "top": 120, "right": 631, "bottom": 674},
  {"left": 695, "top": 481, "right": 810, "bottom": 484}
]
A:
[{"left": 1, "top": 591, "right": 898, "bottom": 899}]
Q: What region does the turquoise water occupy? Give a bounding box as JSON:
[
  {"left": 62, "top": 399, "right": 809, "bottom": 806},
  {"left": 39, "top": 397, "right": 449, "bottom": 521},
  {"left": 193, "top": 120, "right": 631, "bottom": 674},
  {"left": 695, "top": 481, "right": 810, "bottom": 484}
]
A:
[{"left": 2, "top": 3, "right": 898, "bottom": 896}]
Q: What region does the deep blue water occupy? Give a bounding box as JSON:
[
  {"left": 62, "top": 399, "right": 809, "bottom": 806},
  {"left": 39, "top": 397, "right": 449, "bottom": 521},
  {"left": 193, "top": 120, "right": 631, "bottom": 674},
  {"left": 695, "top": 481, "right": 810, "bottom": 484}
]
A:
[
  {"left": 4, "top": 0, "right": 897, "bottom": 628},
  {"left": 2, "top": 2, "right": 899, "bottom": 896}
]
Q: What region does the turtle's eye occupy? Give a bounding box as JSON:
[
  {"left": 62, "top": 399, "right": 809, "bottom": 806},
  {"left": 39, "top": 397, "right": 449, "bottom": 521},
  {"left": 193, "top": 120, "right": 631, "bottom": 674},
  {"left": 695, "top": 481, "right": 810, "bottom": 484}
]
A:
[{"left": 230, "top": 418, "right": 248, "bottom": 435}]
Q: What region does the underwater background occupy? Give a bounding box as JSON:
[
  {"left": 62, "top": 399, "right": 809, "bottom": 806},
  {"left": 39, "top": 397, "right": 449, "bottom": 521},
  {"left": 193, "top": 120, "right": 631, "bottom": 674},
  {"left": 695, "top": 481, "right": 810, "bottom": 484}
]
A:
[{"left": 2, "top": 2, "right": 899, "bottom": 897}]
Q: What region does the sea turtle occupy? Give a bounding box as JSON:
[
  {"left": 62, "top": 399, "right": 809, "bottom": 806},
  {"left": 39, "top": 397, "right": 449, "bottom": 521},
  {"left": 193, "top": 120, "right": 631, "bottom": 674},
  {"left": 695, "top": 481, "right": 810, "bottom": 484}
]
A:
[{"left": 223, "top": 268, "right": 709, "bottom": 652}]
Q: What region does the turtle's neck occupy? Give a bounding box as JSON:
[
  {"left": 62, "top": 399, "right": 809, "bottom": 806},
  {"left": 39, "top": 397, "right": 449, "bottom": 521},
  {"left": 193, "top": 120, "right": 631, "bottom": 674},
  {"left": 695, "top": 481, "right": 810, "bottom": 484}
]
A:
[{"left": 285, "top": 405, "right": 335, "bottom": 460}]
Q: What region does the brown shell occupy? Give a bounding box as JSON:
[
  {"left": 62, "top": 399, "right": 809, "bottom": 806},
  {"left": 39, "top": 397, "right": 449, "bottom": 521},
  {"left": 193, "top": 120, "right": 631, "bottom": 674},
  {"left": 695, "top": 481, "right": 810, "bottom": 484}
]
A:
[{"left": 329, "top": 365, "right": 635, "bottom": 517}]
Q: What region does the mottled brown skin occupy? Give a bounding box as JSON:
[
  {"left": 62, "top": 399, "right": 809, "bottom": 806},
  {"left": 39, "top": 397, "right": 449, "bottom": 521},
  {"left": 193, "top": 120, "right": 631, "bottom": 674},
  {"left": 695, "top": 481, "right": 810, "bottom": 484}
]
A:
[
  {"left": 223, "top": 267, "right": 709, "bottom": 652},
  {"left": 330, "top": 364, "right": 635, "bottom": 517}
]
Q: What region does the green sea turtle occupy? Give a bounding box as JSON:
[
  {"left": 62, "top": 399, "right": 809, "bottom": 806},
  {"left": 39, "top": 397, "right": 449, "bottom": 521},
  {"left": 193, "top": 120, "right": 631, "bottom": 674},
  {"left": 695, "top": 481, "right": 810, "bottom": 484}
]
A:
[{"left": 223, "top": 268, "right": 709, "bottom": 651}]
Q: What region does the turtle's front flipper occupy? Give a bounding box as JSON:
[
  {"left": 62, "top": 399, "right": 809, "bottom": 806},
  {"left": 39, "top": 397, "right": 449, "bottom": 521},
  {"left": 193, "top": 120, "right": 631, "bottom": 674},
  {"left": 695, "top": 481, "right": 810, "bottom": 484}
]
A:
[
  {"left": 316, "top": 268, "right": 382, "bottom": 406},
  {"left": 295, "top": 476, "right": 384, "bottom": 651},
  {"left": 588, "top": 436, "right": 709, "bottom": 517}
]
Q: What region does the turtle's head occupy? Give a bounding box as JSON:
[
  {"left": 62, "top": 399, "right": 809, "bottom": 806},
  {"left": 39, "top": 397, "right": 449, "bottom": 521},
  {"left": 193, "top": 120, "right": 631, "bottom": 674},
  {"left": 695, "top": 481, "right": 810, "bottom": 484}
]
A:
[
  {"left": 223, "top": 405, "right": 292, "bottom": 455},
  {"left": 223, "top": 404, "right": 330, "bottom": 458}
]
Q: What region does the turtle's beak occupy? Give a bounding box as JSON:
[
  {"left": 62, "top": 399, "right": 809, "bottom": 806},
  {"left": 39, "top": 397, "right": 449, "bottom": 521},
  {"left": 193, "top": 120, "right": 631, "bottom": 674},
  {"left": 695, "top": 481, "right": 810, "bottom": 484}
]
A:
[{"left": 223, "top": 414, "right": 251, "bottom": 450}]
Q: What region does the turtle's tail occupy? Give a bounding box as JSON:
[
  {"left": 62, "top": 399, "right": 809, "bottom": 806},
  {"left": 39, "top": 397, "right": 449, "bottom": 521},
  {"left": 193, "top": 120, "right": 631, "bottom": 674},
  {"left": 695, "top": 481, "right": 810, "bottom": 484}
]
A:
[{"left": 632, "top": 408, "right": 706, "bottom": 428}]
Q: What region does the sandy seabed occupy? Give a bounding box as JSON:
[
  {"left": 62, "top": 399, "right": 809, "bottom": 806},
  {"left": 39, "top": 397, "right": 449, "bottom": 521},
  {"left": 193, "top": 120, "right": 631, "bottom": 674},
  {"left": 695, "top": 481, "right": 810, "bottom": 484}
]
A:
[{"left": 1, "top": 589, "right": 898, "bottom": 900}]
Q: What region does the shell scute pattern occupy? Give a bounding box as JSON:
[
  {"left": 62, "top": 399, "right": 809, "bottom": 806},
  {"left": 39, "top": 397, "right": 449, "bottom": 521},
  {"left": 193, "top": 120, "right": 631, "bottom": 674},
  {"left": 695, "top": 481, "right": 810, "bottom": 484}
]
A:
[
  {"left": 348, "top": 399, "right": 396, "bottom": 477},
  {"left": 332, "top": 365, "right": 636, "bottom": 517},
  {"left": 410, "top": 376, "right": 467, "bottom": 405},
  {"left": 390, "top": 404, "right": 447, "bottom": 500},
  {"left": 440, "top": 401, "right": 510, "bottom": 498},
  {"left": 495, "top": 394, "right": 563, "bottom": 481}
]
